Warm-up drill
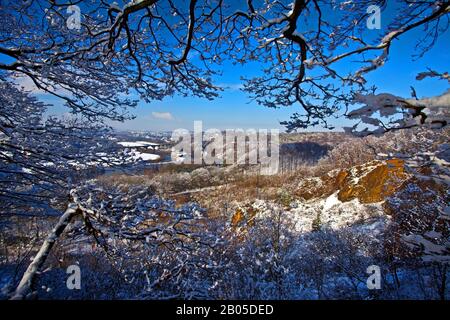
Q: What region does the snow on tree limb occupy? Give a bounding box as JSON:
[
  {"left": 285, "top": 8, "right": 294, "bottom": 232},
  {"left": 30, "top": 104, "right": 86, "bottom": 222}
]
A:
[
  {"left": 0, "top": 82, "right": 129, "bottom": 216},
  {"left": 1, "top": 1, "right": 448, "bottom": 131},
  {"left": 11, "top": 181, "right": 222, "bottom": 299},
  {"left": 416, "top": 69, "right": 450, "bottom": 83},
  {"left": 344, "top": 89, "right": 449, "bottom": 136},
  {"left": 11, "top": 204, "right": 81, "bottom": 300}
]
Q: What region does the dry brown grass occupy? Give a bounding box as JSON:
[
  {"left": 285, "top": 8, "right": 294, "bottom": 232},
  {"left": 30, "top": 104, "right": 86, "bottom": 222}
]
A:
[
  {"left": 94, "top": 163, "right": 320, "bottom": 218},
  {"left": 142, "top": 163, "right": 203, "bottom": 176}
]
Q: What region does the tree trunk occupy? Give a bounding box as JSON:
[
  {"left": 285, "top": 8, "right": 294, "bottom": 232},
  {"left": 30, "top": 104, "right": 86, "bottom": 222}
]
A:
[{"left": 10, "top": 204, "right": 80, "bottom": 300}]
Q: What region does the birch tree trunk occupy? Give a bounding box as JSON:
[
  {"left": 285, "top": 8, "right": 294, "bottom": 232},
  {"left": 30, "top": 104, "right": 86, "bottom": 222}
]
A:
[{"left": 11, "top": 204, "right": 80, "bottom": 300}]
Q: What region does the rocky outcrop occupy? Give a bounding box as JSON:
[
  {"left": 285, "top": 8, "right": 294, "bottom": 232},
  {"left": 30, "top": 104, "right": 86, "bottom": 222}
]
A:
[
  {"left": 296, "top": 159, "right": 410, "bottom": 204},
  {"left": 336, "top": 159, "right": 409, "bottom": 203},
  {"left": 294, "top": 158, "right": 449, "bottom": 262}
]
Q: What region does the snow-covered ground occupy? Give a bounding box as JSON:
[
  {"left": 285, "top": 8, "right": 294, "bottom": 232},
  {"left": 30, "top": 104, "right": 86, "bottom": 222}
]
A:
[
  {"left": 245, "top": 194, "right": 387, "bottom": 235},
  {"left": 118, "top": 141, "right": 160, "bottom": 148},
  {"left": 131, "top": 151, "right": 160, "bottom": 161}
]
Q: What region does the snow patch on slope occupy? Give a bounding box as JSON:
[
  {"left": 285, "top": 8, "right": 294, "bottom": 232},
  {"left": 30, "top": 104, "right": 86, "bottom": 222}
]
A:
[
  {"left": 132, "top": 152, "right": 160, "bottom": 161},
  {"left": 322, "top": 192, "right": 341, "bottom": 213}
]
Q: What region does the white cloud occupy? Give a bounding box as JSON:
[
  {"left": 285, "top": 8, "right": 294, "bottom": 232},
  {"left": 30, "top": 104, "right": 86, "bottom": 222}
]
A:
[{"left": 151, "top": 111, "right": 174, "bottom": 120}]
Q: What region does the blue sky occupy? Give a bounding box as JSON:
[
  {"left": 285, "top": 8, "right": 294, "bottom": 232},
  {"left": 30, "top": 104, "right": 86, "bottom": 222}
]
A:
[
  {"left": 109, "top": 27, "right": 449, "bottom": 132},
  {"left": 3, "top": 2, "right": 449, "bottom": 133},
  {"left": 108, "top": 1, "right": 450, "bottom": 132}
]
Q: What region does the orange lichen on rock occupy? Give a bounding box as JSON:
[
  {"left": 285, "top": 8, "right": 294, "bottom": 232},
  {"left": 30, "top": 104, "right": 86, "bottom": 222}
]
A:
[
  {"left": 334, "top": 170, "right": 349, "bottom": 188},
  {"left": 295, "top": 159, "right": 411, "bottom": 204},
  {"left": 231, "top": 208, "right": 244, "bottom": 227},
  {"left": 336, "top": 159, "right": 409, "bottom": 203},
  {"left": 231, "top": 206, "right": 258, "bottom": 228}
]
